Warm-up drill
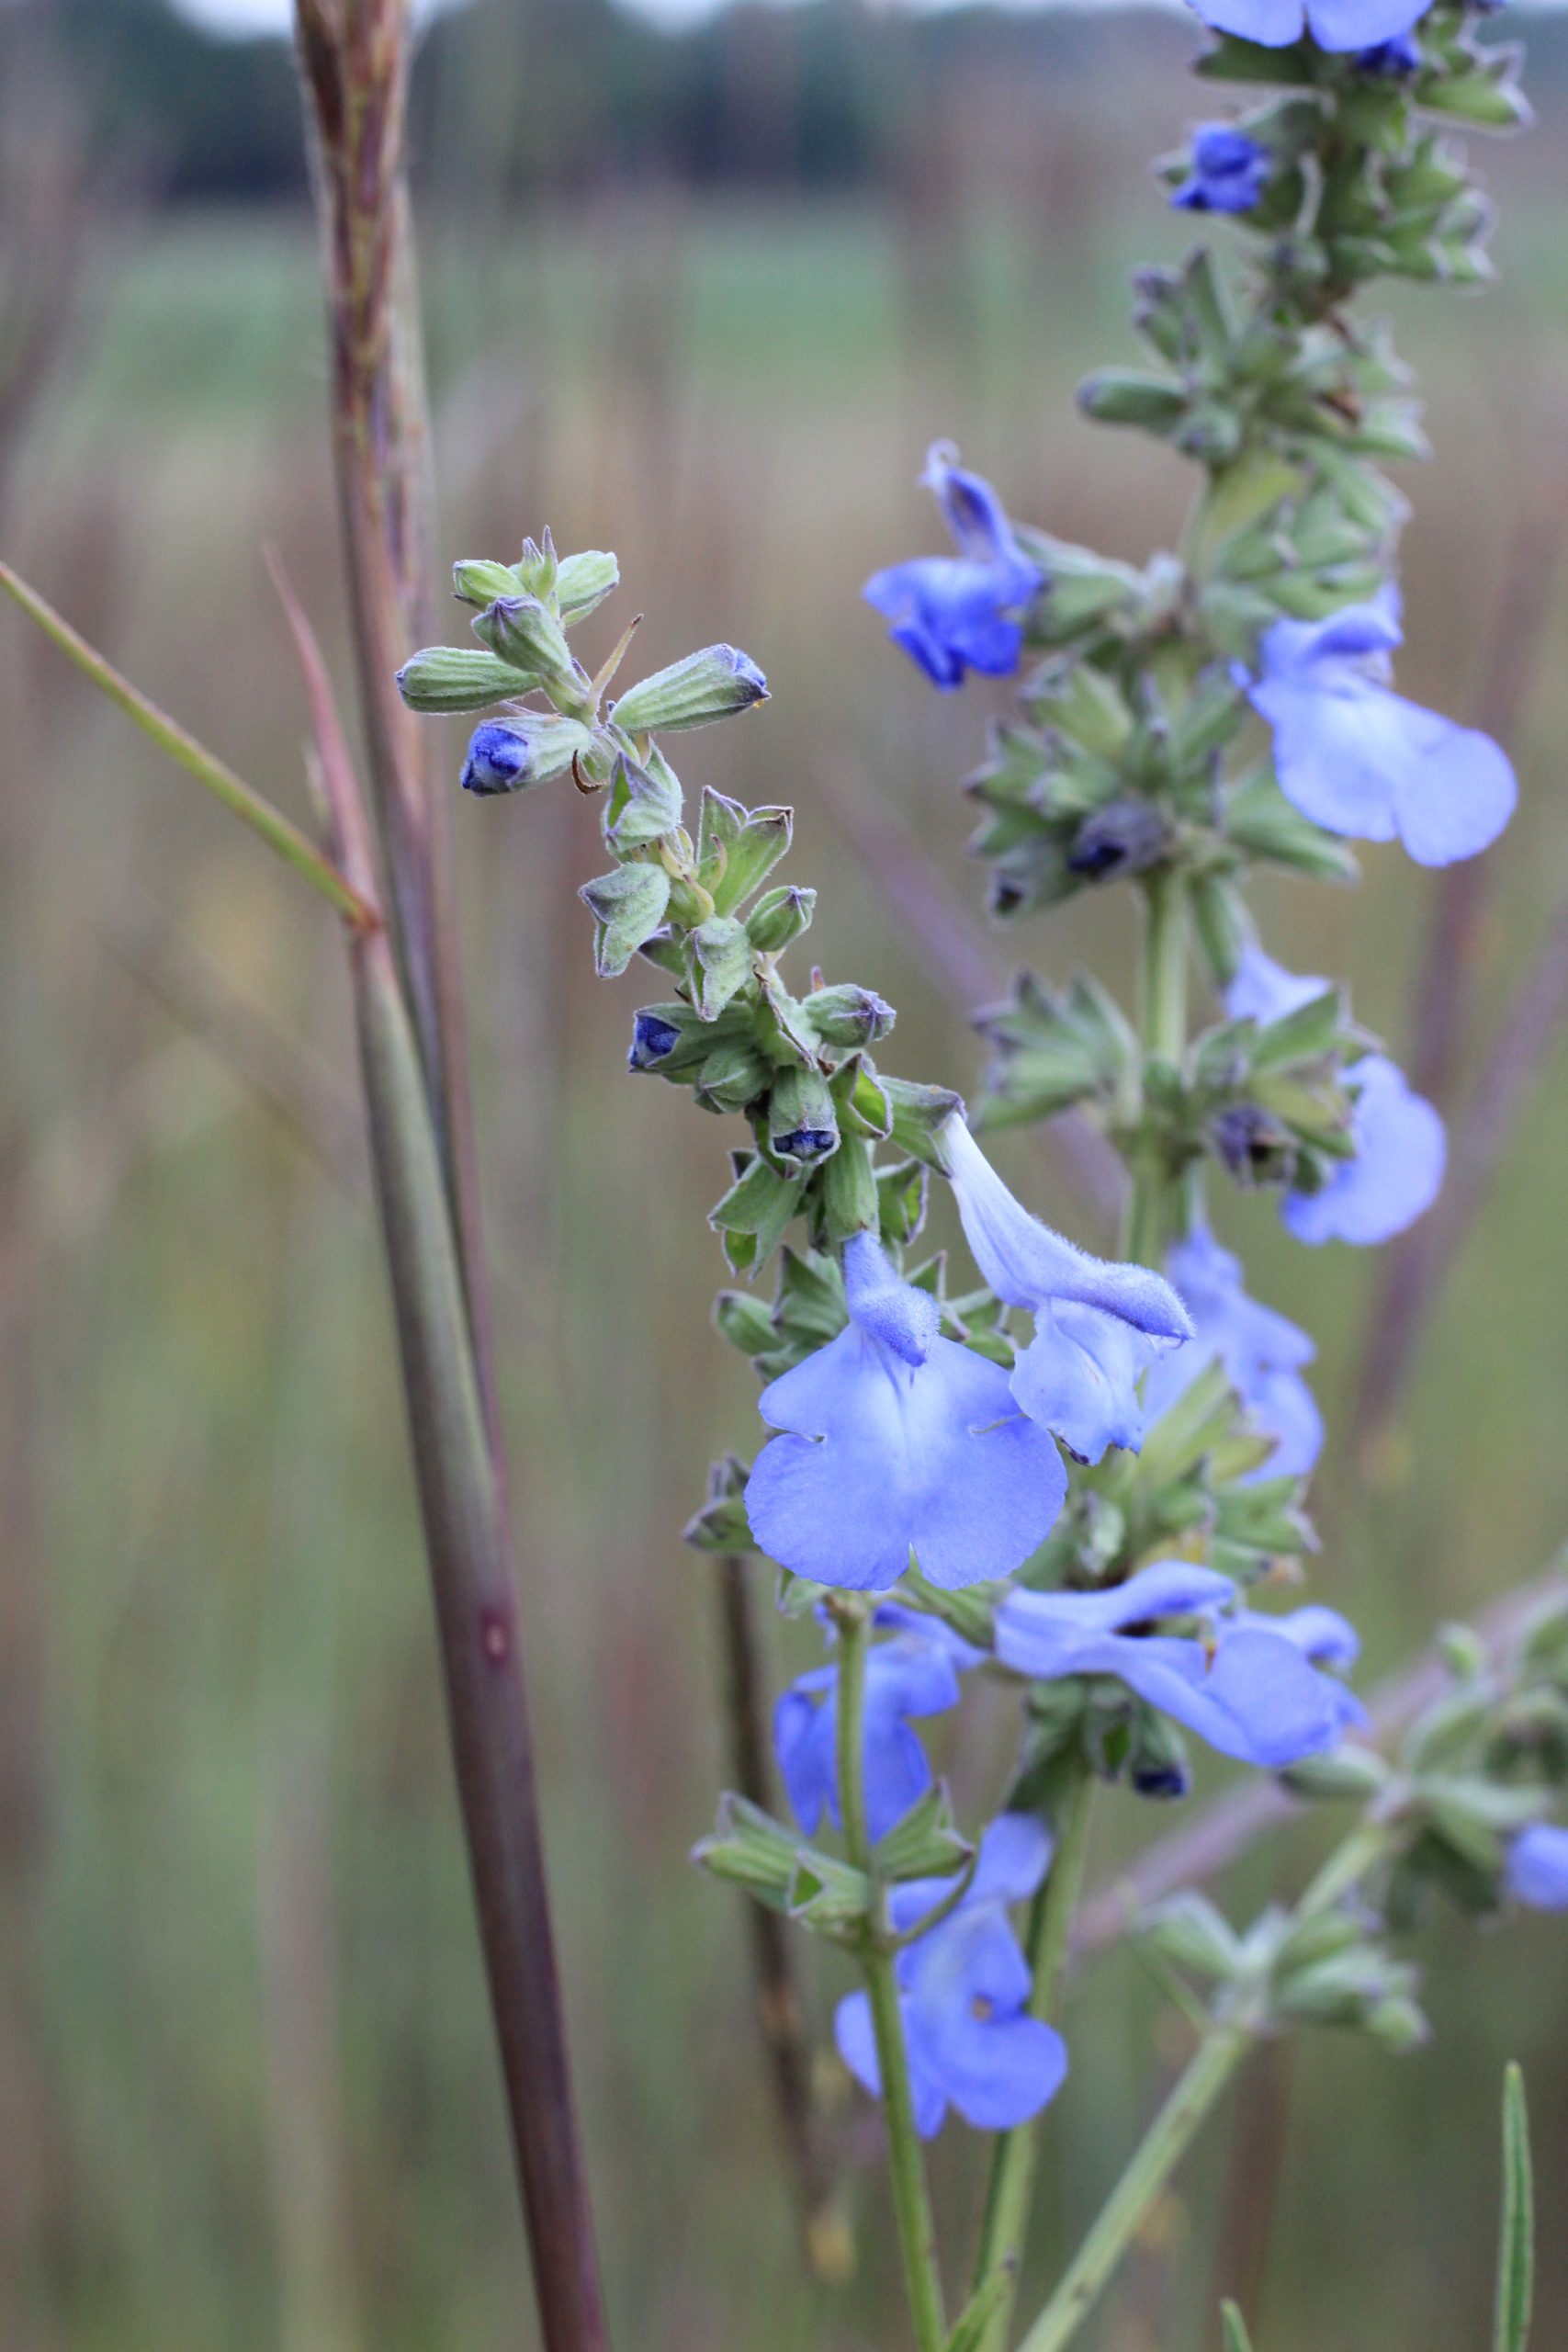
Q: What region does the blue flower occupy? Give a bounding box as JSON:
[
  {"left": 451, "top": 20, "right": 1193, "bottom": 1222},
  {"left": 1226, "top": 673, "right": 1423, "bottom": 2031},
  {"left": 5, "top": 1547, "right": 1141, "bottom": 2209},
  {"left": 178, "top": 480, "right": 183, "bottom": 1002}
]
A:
[
  {"left": 863, "top": 444, "right": 1043, "bottom": 691},
  {"left": 1187, "top": 0, "right": 1427, "bottom": 54},
  {"left": 1506, "top": 1823, "right": 1568, "bottom": 1912},
  {"left": 996, "top": 1560, "right": 1363, "bottom": 1770},
  {"left": 1244, "top": 588, "right": 1516, "bottom": 866},
  {"left": 1172, "top": 126, "right": 1271, "bottom": 213},
  {"left": 835, "top": 1815, "right": 1069, "bottom": 2137},
  {"left": 1143, "top": 1224, "right": 1323, "bottom": 1482},
  {"left": 939, "top": 1116, "right": 1193, "bottom": 1464},
  {"left": 1225, "top": 947, "right": 1446, "bottom": 1246},
  {"left": 774, "top": 1612, "right": 979, "bottom": 1844},
  {"left": 744, "top": 1231, "right": 1068, "bottom": 1593}
]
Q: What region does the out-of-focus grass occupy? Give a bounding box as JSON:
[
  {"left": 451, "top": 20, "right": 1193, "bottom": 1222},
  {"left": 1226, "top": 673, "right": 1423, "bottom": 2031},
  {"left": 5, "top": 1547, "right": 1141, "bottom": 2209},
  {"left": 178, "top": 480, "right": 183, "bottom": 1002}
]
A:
[{"left": 3, "top": 91, "right": 1568, "bottom": 2352}]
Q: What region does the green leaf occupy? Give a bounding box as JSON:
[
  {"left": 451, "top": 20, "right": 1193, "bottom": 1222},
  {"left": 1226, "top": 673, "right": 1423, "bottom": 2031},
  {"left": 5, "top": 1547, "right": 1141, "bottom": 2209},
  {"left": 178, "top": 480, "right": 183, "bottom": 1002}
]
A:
[
  {"left": 1221, "top": 2300, "right": 1258, "bottom": 2352},
  {"left": 1495, "top": 2064, "right": 1534, "bottom": 2352},
  {"left": 579, "top": 863, "right": 672, "bottom": 978},
  {"left": 685, "top": 914, "right": 757, "bottom": 1019},
  {"left": 708, "top": 1153, "right": 806, "bottom": 1279},
  {"left": 691, "top": 1792, "right": 802, "bottom": 1906},
  {"left": 696, "top": 788, "right": 795, "bottom": 914},
  {"left": 943, "top": 2267, "right": 1013, "bottom": 2352},
  {"left": 604, "top": 751, "right": 683, "bottom": 850},
  {"left": 874, "top": 1782, "right": 975, "bottom": 1883}
]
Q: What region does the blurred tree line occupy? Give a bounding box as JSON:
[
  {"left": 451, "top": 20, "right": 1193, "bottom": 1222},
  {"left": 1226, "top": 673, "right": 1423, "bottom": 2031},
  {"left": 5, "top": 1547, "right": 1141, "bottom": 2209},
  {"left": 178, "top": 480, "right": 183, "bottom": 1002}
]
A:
[{"left": 0, "top": 0, "right": 1438, "bottom": 204}]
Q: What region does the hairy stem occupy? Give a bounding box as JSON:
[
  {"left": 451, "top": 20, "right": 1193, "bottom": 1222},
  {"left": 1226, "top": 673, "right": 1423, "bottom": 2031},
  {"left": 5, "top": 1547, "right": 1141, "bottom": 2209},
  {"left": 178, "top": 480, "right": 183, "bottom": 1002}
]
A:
[
  {"left": 1127, "top": 867, "right": 1189, "bottom": 1267},
  {"left": 836, "top": 1608, "right": 947, "bottom": 2352},
  {"left": 967, "top": 1762, "right": 1096, "bottom": 2352}
]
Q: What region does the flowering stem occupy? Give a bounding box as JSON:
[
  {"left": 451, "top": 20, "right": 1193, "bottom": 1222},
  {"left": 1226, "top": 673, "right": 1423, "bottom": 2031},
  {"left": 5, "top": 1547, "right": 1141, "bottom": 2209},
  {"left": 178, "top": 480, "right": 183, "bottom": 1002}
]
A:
[
  {"left": 1013, "top": 1813, "right": 1393, "bottom": 2352},
  {"left": 1012, "top": 2021, "right": 1250, "bottom": 2352},
  {"left": 1127, "top": 866, "right": 1189, "bottom": 1267},
  {"left": 835, "top": 1606, "right": 947, "bottom": 2352},
  {"left": 967, "top": 1760, "right": 1096, "bottom": 2352}
]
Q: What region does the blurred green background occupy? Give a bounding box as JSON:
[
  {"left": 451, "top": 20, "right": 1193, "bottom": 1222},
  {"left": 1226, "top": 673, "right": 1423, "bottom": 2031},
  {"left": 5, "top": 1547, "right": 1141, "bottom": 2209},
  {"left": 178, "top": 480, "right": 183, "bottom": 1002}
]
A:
[{"left": 2, "top": 2, "right": 1567, "bottom": 2346}]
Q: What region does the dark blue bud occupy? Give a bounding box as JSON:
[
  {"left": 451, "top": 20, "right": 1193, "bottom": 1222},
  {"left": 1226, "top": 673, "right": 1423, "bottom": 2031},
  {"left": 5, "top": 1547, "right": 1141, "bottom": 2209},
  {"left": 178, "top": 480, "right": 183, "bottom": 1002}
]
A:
[
  {"left": 629, "top": 1012, "right": 682, "bottom": 1070},
  {"left": 1171, "top": 125, "right": 1270, "bottom": 216},
  {"left": 774, "top": 1127, "right": 837, "bottom": 1165},
  {"left": 462, "top": 720, "right": 529, "bottom": 796},
  {"left": 460, "top": 710, "right": 595, "bottom": 797},
  {"left": 1133, "top": 1760, "right": 1193, "bottom": 1800},
  {"left": 1066, "top": 800, "right": 1172, "bottom": 882},
  {"left": 1357, "top": 30, "right": 1421, "bottom": 71},
  {"left": 1213, "top": 1102, "right": 1295, "bottom": 1188}
]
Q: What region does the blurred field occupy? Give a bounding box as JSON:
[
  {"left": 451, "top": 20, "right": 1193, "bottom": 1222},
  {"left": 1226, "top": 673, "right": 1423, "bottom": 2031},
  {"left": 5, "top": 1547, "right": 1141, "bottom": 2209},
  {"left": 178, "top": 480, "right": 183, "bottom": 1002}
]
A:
[{"left": 3, "top": 15, "right": 1568, "bottom": 2349}]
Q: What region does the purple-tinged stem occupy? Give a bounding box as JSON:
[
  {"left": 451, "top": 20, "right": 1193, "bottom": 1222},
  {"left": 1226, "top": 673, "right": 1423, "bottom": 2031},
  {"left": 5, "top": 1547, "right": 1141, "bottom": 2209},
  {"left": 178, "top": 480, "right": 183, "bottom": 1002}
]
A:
[{"left": 272, "top": 560, "right": 610, "bottom": 2352}]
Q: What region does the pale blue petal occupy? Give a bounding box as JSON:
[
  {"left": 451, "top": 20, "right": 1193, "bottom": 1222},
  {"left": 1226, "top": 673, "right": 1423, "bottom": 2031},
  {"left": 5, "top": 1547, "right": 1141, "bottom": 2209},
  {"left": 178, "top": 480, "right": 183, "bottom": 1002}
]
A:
[
  {"left": 1263, "top": 1603, "right": 1360, "bottom": 1668},
  {"left": 1306, "top": 0, "right": 1427, "bottom": 48},
  {"left": 1264, "top": 590, "right": 1403, "bottom": 671},
  {"left": 1245, "top": 1366, "right": 1325, "bottom": 1480},
  {"left": 843, "top": 1229, "right": 940, "bottom": 1366},
  {"left": 1150, "top": 1222, "right": 1322, "bottom": 1482},
  {"left": 1252, "top": 671, "right": 1402, "bottom": 841},
  {"left": 920, "top": 443, "right": 1023, "bottom": 566},
  {"left": 833, "top": 1990, "right": 953, "bottom": 2137},
  {"left": 1188, "top": 0, "right": 1304, "bottom": 42},
  {"left": 997, "top": 1562, "right": 1236, "bottom": 1673},
  {"left": 901, "top": 1345, "right": 1069, "bottom": 1590},
  {"left": 1283, "top": 1054, "right": 1445, "bottom": 1246},
  {"left": 1100, "top": 1633, "right": 1335, "bottom": 1766},
  {"left": 1224, "top": 944, "right": 1331, "bottom": 1027},
  {"left": 998, "top": 1575, "right": 1357, "bottom": 1770},
  {"left": 773, "top": 1673, "right": 839, "bottom": 1833},
  {"left": 905, "top": 1907, "right": 1068, "bottom": 2131},
  {"left": 970, "top": 1812, "right": 1054, "bottom": 1906},
  {"left": 748, "top": 1326, "right": 922, "bottom": 1590},
  {"left": 748, "top": 1318, "right": 1066, "bottom": 1592},
  {"left": 1386, "top": 699, "right": 1517, "bottom": 866},
  {"left": 1011, "top": 1301, "right": 1164, "bottom": 1463},
  {"left": 1506, "top": 1824, "right": 1568, "bottom": 1912},
  {"left": 943, "top": 1119, "right": 1191, "bottom": 1340},
  {"left": 874, "top": 1602, "right": 988, "bottom": 1673}
]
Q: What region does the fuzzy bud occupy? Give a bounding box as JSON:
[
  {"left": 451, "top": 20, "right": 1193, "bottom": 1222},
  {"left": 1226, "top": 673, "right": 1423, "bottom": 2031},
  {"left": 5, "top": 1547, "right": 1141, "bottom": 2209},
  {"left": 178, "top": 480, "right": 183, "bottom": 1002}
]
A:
[{"left": 611, "top": 645, "right": 769, "bottom": 736}]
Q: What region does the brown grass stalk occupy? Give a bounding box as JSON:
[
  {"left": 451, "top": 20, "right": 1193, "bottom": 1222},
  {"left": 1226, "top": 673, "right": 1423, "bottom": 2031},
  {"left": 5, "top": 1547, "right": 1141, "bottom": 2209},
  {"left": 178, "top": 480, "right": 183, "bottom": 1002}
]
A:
[{"left": 271, "top": 556, "right": 609, "bottom": 2352}]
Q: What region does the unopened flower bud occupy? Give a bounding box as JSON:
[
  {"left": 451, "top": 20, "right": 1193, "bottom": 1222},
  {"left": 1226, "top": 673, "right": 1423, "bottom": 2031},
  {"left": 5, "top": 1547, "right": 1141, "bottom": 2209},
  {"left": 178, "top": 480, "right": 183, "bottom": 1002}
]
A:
[
  {"left": 397, "top": 644, "right": 536, "bottom": 712},
  {"left": 803, "top": 984, "right": 897, "bottom": 1049},
  {"left": 745, "top": 885, "right": 817, "bottom": 955},
  {"left": 769, "top": 1067, "right": 839, "bottom": 1169},
  {"left": 476, "top": 594, "right": 575, "bottom": 683},
  {"left": 1067, "top": 799, "right": 1172, "bottom": 882},
  {"left": 453, "top": 559, "right": 524, "bottom": 608},
  {"left": 461, "top": 712, "right": 596, "bottom": 797},
  {"left": 556, "top": 549, "right": 621, "bottom": 622},
  {"left": 1212, "top": 1102, "right": 1298, "bottom": 1188},
  {"left": 611, "top": 645, "right": 769, "bottom": 736}
]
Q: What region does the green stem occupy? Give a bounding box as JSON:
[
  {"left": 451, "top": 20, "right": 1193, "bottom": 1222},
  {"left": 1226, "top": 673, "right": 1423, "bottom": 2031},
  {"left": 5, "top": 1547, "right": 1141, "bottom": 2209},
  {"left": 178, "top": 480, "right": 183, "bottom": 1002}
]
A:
[
  {"left": 1013, "top": 2023, "right": 1250, "bottom": 2352},
  {"left": 968, "top": 1764, "right": 1096, "bottom": 2352},
  {"left": 1010, "top": 1815, "right": 1393, "bottom": 2352},
  {"left": 0, "top": 560, "right": 378, "bottom": 930},
  {"left": 836, "top": 1608, "right": 947, "bottom": 2352},
  {"left": 1126, "top": 867, "right": 1189, "bottom": 1267}
]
